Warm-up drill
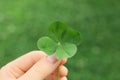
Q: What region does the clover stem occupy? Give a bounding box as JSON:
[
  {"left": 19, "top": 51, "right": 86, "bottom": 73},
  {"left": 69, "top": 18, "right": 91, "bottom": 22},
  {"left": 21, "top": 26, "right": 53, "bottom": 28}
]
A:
[{"left": 57, "top": 66, "right": 60, "bottom": 80}]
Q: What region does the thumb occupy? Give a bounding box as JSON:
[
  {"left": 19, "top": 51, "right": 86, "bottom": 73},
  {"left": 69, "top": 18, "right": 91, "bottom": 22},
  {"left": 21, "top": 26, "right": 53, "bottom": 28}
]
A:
[{"left": 19, "top": 55, "right": 61, "bottom": 80}]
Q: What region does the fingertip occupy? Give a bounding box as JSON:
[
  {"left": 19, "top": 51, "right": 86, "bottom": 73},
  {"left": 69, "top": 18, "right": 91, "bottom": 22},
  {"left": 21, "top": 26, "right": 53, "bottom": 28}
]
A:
[
  {"left": 60, "top": 66, "right": 68, "bottom": 77},
  {"left": 61, "top": 59, "right": 67, "bottom": 64},
  {"left": 27, "top": 50, "right": 48, "bottom": 62},
  {"left": 61, "top": 77, "right": 67, "bottom": 80}
]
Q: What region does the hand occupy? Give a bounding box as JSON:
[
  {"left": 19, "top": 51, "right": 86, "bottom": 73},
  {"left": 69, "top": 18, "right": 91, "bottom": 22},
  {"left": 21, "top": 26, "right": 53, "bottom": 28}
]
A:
[{"left": 0, "top": 51, "right": 68, "bottom": 80}]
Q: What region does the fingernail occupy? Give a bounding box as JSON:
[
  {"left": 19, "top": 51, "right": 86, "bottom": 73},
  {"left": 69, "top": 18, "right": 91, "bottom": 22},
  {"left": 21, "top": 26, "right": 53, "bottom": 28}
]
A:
[{"left": 47, "top": 55, "right": 58, "bottom": 64}]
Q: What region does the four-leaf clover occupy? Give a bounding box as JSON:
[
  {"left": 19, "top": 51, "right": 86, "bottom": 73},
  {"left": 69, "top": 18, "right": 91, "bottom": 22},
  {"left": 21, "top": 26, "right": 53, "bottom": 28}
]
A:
[{"left": 37, "top": 21, "right": 81, "bottom": 60}]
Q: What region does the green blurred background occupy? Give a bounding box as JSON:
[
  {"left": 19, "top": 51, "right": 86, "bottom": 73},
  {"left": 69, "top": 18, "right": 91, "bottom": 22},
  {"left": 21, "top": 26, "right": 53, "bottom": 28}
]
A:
[{"left": 0, "top": 0, "right": 120, "bottom": 80}]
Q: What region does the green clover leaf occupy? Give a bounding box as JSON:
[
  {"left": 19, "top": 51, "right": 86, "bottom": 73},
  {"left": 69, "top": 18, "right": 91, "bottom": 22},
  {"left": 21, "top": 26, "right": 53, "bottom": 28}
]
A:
[
  {"left": 37, "top": 21, "right": 81, "bottom": 60},
  {"left": 37, "top": 36, "right": 57, "bottom": 55},
  {"left": 56, "top": 43, "right": 77, "bottom": 59},
  {"left": 48, "top": 21, "right": 81, "bottom": 45}
]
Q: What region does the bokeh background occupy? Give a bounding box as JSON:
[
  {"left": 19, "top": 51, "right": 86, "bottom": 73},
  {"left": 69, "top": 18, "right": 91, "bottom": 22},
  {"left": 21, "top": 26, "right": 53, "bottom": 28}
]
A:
[{"left": 0, "top": 0, "right": 120, "bottom": 80}]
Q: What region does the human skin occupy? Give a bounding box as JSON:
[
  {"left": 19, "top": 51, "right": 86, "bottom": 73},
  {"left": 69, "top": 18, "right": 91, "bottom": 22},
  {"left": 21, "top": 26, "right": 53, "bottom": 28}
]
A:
[{"left": 0, "top": 51, "right": 68, "bottom": 80}]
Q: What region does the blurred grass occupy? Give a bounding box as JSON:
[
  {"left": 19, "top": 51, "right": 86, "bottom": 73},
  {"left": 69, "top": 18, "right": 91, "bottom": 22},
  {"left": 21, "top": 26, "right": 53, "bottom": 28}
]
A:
[{"left": 0, "top": 0, "right": 120, "bottom": 80}]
